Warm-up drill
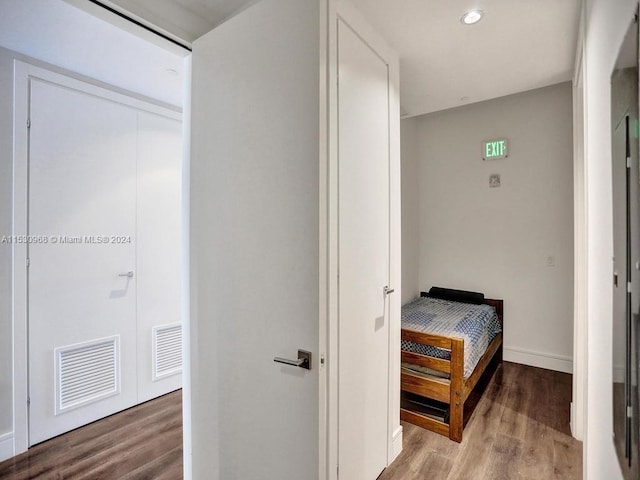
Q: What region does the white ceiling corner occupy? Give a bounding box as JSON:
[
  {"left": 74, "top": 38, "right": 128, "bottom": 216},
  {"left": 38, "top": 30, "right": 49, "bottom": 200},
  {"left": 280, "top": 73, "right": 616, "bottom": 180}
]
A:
[
  {"left": 82, "top": 0, "right": 582, "bottom": 118},
  {"left": 106, "top": 0, "right": 257, "bottom": 43},
  {"left": 350, "top": 0, "right": 582, "bottom": 117}
]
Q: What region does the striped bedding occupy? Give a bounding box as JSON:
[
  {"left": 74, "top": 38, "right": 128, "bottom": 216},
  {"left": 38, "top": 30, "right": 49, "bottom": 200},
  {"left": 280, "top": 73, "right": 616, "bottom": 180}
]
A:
[{"left": 401, "top": 296, "right": 502, "bottom": 379}]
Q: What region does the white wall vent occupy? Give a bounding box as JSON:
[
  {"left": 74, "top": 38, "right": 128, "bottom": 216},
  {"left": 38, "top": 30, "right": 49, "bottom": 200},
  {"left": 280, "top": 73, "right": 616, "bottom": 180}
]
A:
[
  {"left": 55, "top": 336, "right": 120, "bottom": 415},
  {"left": 152, "top": 323, "right": 182, "bottom": 381}
]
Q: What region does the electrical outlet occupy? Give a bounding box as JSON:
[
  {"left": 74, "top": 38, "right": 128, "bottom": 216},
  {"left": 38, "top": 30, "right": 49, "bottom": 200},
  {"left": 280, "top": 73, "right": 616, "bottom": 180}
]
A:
[{"left": 547, "top": 255, "right": 556, "bottom": 267}]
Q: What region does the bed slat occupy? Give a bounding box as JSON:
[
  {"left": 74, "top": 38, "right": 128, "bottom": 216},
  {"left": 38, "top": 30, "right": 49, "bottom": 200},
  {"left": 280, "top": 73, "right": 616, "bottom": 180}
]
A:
[
  {"left": 400, "top": 408, "right": 450, "bottom": 437},
  {"left": 401, "top": 329, "right": 452, "bottom": 349},
  {"left": 401, "top": 351, "right": 451, "bottom": 374},
  {"left": 401, "top": 371, "right": 450, "bottom": 403}
]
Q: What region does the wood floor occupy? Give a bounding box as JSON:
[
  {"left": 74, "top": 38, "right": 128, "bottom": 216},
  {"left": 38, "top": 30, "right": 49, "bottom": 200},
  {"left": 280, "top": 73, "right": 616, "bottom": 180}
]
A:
[
  {"left": 0, "top": 391, "right": 182, "bottom": 480},
  {"left": 380, "top": 362, "right": 583, "bottom": 480},
  {"left": 0, "top": 363, "right": 581, "bottom": 480}
]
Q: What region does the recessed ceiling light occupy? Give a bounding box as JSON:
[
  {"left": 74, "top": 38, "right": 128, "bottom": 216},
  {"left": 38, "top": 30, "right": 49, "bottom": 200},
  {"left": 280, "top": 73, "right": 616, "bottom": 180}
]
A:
[{"left": 461, "top": 10, "right": 484, "bottom": 25}]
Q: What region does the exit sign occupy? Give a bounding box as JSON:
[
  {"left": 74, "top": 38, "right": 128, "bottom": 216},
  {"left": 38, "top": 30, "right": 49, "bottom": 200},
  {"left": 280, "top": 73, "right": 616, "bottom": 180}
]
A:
[{"left": 483, "top": 138, "right": 509, "bottom": 160}]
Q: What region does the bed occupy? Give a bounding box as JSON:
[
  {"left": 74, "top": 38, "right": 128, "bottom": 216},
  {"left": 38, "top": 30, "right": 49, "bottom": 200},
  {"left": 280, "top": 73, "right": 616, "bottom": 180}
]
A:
[{"left": 400, "top": 287, "right": 504, "bottom": 442}]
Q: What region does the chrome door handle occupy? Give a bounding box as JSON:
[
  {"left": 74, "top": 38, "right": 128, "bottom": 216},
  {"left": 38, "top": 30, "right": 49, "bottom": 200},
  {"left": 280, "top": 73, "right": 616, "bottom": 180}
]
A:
[
  {"left": 274, "top": 350, "right": 312, "bottom": 370},
  {"left": 384, "top": 286, "right": 395, "bottom": 295},
  {"left": 118, "top": 271, "right": 134, "bottom": 278}
]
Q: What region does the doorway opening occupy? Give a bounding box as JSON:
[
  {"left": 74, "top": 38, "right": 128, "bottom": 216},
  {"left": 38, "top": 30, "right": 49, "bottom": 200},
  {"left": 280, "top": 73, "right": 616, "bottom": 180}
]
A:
[{"left": 2, "top": 0, "right": 191, "bottom": 463}]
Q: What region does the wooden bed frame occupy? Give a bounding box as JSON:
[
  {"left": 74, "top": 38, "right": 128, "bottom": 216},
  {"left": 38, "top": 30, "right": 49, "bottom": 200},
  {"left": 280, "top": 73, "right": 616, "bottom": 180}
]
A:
[{"left": 400, "top": 292, "right": 504, "bottom": 442}]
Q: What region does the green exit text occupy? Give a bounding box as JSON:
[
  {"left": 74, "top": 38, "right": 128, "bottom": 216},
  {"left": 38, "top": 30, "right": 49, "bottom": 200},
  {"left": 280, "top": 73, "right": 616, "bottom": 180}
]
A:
[{"left": 484, "top": 139, "right": 508, "bottom": 159}]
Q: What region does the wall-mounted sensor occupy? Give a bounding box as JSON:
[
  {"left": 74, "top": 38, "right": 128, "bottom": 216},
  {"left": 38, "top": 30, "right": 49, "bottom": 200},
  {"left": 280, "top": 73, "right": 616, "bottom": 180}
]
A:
[{"left": 489, "top": 174, "right": 501, "bottom": 188}]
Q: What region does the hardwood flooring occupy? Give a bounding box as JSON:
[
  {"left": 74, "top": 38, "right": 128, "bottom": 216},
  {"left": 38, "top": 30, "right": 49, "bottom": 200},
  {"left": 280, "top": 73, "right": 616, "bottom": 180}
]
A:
[
  {"left": 380, "top": 362, "right": 583, "bottom": 480},
  {"left": 0, "top": 363, "right": 581, "bottom": 480},
  {"left": 0, "top": 391, "right": 182, "bottom": 480}
]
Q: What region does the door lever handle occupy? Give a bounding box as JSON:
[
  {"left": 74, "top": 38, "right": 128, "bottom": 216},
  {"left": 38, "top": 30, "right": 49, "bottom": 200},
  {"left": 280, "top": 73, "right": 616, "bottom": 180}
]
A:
[
  {"left": 274, "top": 350, "right": 312, "bottom": 370},
  {"left": 118, "top": 271, "right": 134, "bottom": 278},
  {"left": 384, "top": 286, "right": 395, "bottom": 295}
]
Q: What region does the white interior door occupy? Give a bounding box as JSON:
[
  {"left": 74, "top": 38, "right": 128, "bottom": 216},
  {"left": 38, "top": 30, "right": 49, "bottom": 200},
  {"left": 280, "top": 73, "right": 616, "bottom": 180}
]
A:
[
  {"left": 28, "top": 78, "right": 138, "bottom": 445},
  {"left": 337, "top": 18, "right": 391, "bottom": 480},
  {"left": 188, "top": 0, "right": 320, "bottom": 478}
]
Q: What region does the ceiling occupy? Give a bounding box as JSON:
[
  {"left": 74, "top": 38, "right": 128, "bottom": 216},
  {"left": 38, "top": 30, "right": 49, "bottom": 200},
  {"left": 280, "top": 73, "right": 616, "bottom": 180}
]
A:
[
  {"left": 103, "top": 0, "right": 582, "bottom": 117},
  {"left": 352, "top": 0, "right": 582, "bottom": 117},
  {"left": 106, "top": 0, "right": 255, "bottom": 42}
]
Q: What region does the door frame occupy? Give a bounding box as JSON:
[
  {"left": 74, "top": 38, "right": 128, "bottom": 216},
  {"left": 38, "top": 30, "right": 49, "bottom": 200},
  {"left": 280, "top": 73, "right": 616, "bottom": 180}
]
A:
[
  {"left": 571, "top": 3, "right": 587, "bottom": 442},
  {"left": 319, "top": 1, "right": 402, "bottom": 478},
  {"left": 11, "top": 60, "right": 181, "bottom": 454}
]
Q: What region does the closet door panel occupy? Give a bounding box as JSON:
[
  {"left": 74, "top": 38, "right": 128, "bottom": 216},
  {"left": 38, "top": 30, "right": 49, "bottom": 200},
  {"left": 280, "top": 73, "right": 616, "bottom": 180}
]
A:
[
  {"left": 26, "top": 70, "right": 183, "bottom": 446},
  {"left": 136, "top": 111, "right": 183, "bottom": 402},
  {"left": 28, "top": 78, "right": 138, "bottom": 445}
]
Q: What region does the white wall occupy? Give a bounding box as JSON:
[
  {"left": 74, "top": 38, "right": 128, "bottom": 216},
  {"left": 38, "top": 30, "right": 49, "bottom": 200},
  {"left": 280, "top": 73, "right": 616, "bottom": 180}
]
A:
[
  {"left": 0, "top": 0, "right": 184, "bottom": 462},
  {"left": 0, "top": 0, "right": 185, "bottom": 107},
  {"left": 401, "top": 118, "right": 420, "bottom": 304},
  {"left": 581, "top": 0, "right": 638, "bottom": 478},
  {"left": 406, "top": 83, "right": 574, "bottom": 373},
  {"left": 189, "top": 0, "right": 319, "bottom": 478}
]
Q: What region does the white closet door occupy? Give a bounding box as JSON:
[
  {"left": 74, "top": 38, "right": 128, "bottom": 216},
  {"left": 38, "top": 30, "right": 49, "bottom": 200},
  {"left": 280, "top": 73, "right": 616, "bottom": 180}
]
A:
[
  {"left": 337, "top": 18, "right": 391, "bottom": 480},
  {"left": 136, "top": 111, "right": 183, "bottom": 402},
  {"left": 28, "top": 79, "right": 138, "bottom": 445}
]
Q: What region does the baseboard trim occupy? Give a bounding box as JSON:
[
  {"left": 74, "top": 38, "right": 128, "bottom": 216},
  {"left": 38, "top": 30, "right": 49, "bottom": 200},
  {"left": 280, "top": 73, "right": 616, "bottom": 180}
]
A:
[
  {"left": 503, "top": 347, "right": 573, "bottom": 374},
  {"left": 0, "top": 432, "right": 14, "bottom": 462},
  {"left": 390, "top": 425, "right": 403, "bottom": 464}
]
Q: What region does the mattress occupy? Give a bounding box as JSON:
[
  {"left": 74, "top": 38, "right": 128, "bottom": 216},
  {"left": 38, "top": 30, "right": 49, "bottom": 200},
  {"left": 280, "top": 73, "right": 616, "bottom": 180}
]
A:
[{"left": 401, "top": 296, "right": 502, "bottom": 379}]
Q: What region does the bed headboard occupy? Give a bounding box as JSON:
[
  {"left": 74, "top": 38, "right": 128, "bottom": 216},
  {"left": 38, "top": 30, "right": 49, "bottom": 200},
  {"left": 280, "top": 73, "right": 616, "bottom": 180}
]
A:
[{"left": 420, "top": 290, "right": 504, "bottom": 327}]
